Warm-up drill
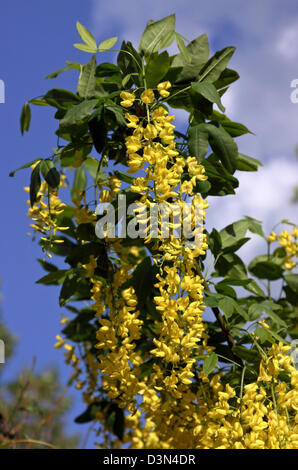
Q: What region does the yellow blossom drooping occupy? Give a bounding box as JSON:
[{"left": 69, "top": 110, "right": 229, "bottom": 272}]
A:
[
  {"left": 120, "top": 91, "right": 135, "bottom": 108},
  {"left": 157, "top": 81, "right": 171, "bottom": 98},
  {"left": 140, "top": 89, "right": 155, "bottom": 104}
]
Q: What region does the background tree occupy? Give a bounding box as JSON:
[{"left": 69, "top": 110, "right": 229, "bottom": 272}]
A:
[{"left": 0, "top": 304, "right": 80, "bottom": 448}]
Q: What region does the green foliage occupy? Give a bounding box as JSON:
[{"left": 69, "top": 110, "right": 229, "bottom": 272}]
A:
[{"left": 12, "top": 14, "right": 298, "bottom": 447}]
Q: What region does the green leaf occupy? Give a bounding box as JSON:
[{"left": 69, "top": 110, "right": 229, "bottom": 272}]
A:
[
  {"left": 245, "top": 280, "right": 266, "bottom": 298},
  {"left": 36, "top": 270, "right": 68, "bottom": 286},
  {"left": 75, "top": 401, "right": 107, "bottom": 424},
  {"left": 191, "top": 82, "right": 225, "bottom": 112},
  {"left": 188, "top": 124, "right": 209, "bottom": 162},
  {"left": 98, "top": 36, "right": 118, "bottom": 51},
  {"left": 40, "top": 160, "right": 60, "bottom": 189},
  {"left": 77, "top": 55, "right": 97, "bottom": 98},
  {"left": 85, "top": 157, "right": 106, "bottom": 182},
  {"left": 218, "top": 297, "right": 234, "bottom": 319},
  {"left": 131, "top": 257, "right": 155, "bottom": 309},
  {"left": 245, "top": 216, "right": 265, "bottom": 238},
  {"left": 72, "top": 166, "right": 87, "bottom": 200},
  {"left": 185, "top": 34, "right": 209, "bottom": 64},
  {"left": 43, "top": 88, "right": 81, "bottom": 109},
  {"left": 221, "top": 122, "right": 252, "bottom": 138},
  {"left": 215, "top": 252, "right": 247, "bottom": 280},
  {"left": 145, "top": 51, "right": 170, "bottom": 88},
  {"left": 20, "top": 102, "right": 31, "bottom": 135},
  {"left": 172, "top": 34, "right": 209, "bottom": 68},
  {"left": 254, "top": 327, "right": 274, "bottom": 344},
  {"left": 220, "top": 219, "right": 249, "bottom": 250},
  {"left": 59, "top": 272, "right": 79, "bottom": 306},
  {"left": 263, "top": 304, "right": 287, "bottom": 328},
  {"left": 37, "top": 258, "right": 58, "bottom": 273},
  {"left": 114, "top": 170, "right": 134, "bottom": 184},
  {"left": 213, "top": 68, "right": 239, "bottom": 89},
  {"left": 30, "top": 163, "right": 41, "bottom": 207},
  {"left": 236, "top": 153, "right": 263, "bottom": 172},
  {"left": 60, "top": 99, "right": 98, "bottom": 126},
  {"left": 284, "top": 274, "right": 298, "bottom": 294},
  {"left": 76, "top": 21, "right": 97, "bottom": 49},
  {"left": 248, "top": 303, "right": 264, "bottom": 321},
  {"left": 205, "top": 124, "right": 238, "bottom": 174},
  {"left": 198, "top": 46, "right": 236, "bottom": 83},
  {"left": 62, "top": 311, "right": 96, "bottom": 342},
  {"left": 45, "top": 62, "right": 81, "bottom": 79},
  {"left": 203, "top": 352, "right": 218, "bottom": 375},
  {"left": 105, "top": 104, "right": 126, "bottom": 127},
  {"left": 139, "top": 14, "right": 176, "bottom": 55},
  {"left": 175, "top": 33, "right": 191, "bottom": 63},
  {"left": 117, "top": 41, "right": 142, "bottom": 87},
  {"left": 248, "top": 256, "right": 283, "bottom": 280},
  {"left": 9, "top": 159, "right": 41, "bottom": 177},
  {"left": 215, "top": 282, "right": 236, "bottom": 299},
  {"left": 73, "top": 43, "right": 98, "bottom": 53},
  {"left": 106, "top": 404, "right": 125, "bottom": 441}
]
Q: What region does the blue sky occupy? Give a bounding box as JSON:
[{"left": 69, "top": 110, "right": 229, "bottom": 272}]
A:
[{"left": 0, "top": 0, "right": 298, "bottom": 447}]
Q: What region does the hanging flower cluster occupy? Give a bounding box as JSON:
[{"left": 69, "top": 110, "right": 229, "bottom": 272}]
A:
[
  {"left": 48, "top": 84, "right": 298, "bottom": 449},
  {"left": 268, "top": 227, "right": 298, "bottom": 270},
  {"left": 25, "top": 169, "right": 68, "bottom": 258}
]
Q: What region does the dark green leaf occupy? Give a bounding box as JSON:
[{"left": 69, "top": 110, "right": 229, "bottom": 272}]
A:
[
  {"left": 188, "top": 124, "right": 209, "bottom": 162},
  {"left": 30, "top": 163, "right": 41, "bottom": 206},
  {"left": 249, "top": 256, "right": 283, "bottom": 280},
  {"left": 36, "top": 270, "right": 68, "bottom": 286},
  {"left": 60, "top": 99, "right": 98, "bottom": 126},
  {"left": 191, "top": 82, "right": 225, "bottom": 112},
  {"left": 198, "top": 47, "right": 235, "bottom": 83},
  {"left": 205, "top": 124, "right": 238, "bottom": 174},
  {"left": 20, "top": 102, "right": 31, "bottom": 135},
  {"left": 75, "top": 401, "right": 107, "bottom": 424},
  {"left": 145, "top": 51, "right": 170, "bottom": 88},
  {"left": 40, "top": 159, "right": 60, "bottom": 189},
  {"left": 9, "top": 159, "right": 40, "bottom": 177}
]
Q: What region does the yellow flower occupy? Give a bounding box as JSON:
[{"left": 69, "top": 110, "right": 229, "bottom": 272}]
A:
[
  {"left": 125, "top": 113, "right": 139, "bottom": 128},
  {"left": 267, "top": 231, "right": 277, "bottom": 243},
  {"left": 157, "top": 81, "right": 171, "bottom": 98},
  {"left": 141, "top": 89, "right": 155, "bottom": 104},
  {"left": 143, "top": 123, "right": 158, "bottom": 140},
  {"left": 120, "top": 91, "right": 135, "bottom": 108}
]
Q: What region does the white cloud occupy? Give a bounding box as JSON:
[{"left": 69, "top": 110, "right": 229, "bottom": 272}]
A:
[
  {"left": 206, "top": 157, "right": 298, "bottom": 262},
  {"left": 276, "top": 22, "right": 298, "bottom": 61}
]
